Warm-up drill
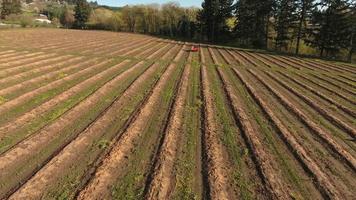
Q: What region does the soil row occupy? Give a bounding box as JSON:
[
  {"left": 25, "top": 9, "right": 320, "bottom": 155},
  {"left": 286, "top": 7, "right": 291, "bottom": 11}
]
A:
[
  {"left": 264, "top": 70, "right": 356, "bottom": 139},
  {"left": 77, "top": 61, "right": 179, "bottom": 199},
  {"left": 0, "top": 59, "right": 114, "bottom": 118},
  {"left": 217, "top": 67, "right": 290, "bottom": 199},
  {"left": 0, "top": 57, "right": 90, "bottom": 96},
  {"left": 232, "top": 67, "right": 343, "bottom": 199},
  {"left": 248, "top": 69, "right": 356, "bottom": 170},
  {"left": 144, "top": 62, "right": 191, "bottom": 199},
  {"left": 7, "top": 61, "right": 160, "bottom": 199},
  {"left": 0, "top": 59, "right": 146, "bottom": 198},
  {"left": 0, "top": 59, "right": 133, "bottom": 138}
]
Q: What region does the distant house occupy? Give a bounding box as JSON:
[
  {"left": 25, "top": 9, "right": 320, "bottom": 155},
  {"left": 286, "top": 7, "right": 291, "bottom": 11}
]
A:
[
  {"left": 35, "top": 18, "right": 51, "bottom": 24},
  {"left": 35, "top": 14, "right": 51, "bottom": 24}
]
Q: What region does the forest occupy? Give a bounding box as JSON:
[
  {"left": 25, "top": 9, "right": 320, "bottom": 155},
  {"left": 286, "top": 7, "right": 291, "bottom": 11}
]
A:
[{"left": 0, "top": 0, "right": 355, "bottom": 62}]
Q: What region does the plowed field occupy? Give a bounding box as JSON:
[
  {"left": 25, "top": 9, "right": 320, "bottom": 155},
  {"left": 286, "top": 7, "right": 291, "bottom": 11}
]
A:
[{"left": 0, "top": 29, "right": 355, "bottom": 200}]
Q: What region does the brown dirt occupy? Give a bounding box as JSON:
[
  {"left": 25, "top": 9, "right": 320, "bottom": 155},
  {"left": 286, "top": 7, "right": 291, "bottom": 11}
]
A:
[
  {"left": 0, "top": 59, "right": 139, "bottom": 197},
  {"left": 217, "top": 67, "right": 291, "bottom": 200},
  {"left": 310, "top": 73, "right": 356, "bottom": 96},
  {"left": 200, "top": 65, "right": 233, "bottom": 200},
  {"left": 0, "top": 55, "right": 71, "bottom": 78},
  {"left": 147, "top": 42, "right": 173, "bottom": 60},
  {"left": 233, "top": 67, "right": 343, "bottom": 199},
  {"left": 77, "top": 62, "right": 178, "bottom": 199},
  {"left": 278, "top": 71, "right": 356, "bottom": 118},
  {"left": 248, "top": 69, "right": 356, "bottom": 170},
  {"left": 120, "top": 39, "right": 157, "bottom": 57},
  {"left": 293, "top": 72, "right": 356, "bottom": 105},
  {"left": 0, "top": 59, "right": 128, "bottom": 137},
  {"left": 0, "top": 52, "right": 44, "bottom": 65},
  {"left": 0, "top": 53, "right": 58, "bottom": 69},
  {"left": 174, "top": 44, "right": 187, "bottom": 63},
  {"left": 208, "top": 47, "right": 220, "bottom": 65},
  {"left": 217, "top": 48, "right": 234, "bottom": 65},
  {"left": 0, "top": 57, "right": 87, "bottom": 94},
  {"left": 0, "top": 59, "right": 112, "bottom": 114},
  {"left": 226, "top": 49, "right": 246, "bottom": 65},
  {"left": 7, "top": 61, "right": 156, "bottom": 199},
  {"left": 264, "top": 70, "right": 356, "bottom": 139},
  {"left": 235, "top": 51, "right": 260, "bottom": 67},
  {"left": 145, "top": 63, "right": 191, "bottom": 200}
]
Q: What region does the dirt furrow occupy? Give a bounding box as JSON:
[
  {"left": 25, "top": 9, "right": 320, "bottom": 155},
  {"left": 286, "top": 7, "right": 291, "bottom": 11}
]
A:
[
  {"left": 77, "top": 62, "right": 178, "bottom": 199},
  {"left": 293, "top": 72, "right": 356, "bottom": 105},
  {"left": 0, "top": 57, "right": 87, "bottom": 93},
  {"left": 0, "top": 50, "right": 15, "bottom": 56},
  {"left": 277, "top": 55, "right": 317, "bottom": 71},
  {"left": 278, "top": 71, "right": 356, "bottom": 118},
  {"left": 217, "top": 67, "right": 290, "bottom": 200},
  {"left": 218, "top": 48, "right": 234, "bottom": 65},
  {"left": 339, "top": 74, "right": 356, "bottom": 83},
  {"left": 0, "top": 55, "right": 72, "bottom": 78},
  {"left": 0, "top": 53, "right": 58, "bottom": 70},
  {"left": 325, "top": 74, "right": 356, "bottom": 89},
  {"left": 245, "top": 52, "right": 275, "bottom": 68},
  {"left": 208, "top": 47, "right": 220, "bottom": 65},
  {"left": 133, "top": 41, "right": 164, "bottom": 58},
  {"left": 340, "top": 63, "right": 356, "bottom": 71},
  {"left": 200, "top": 46, "right": 206, "bottom": 64},
  {"left": 200, "top": 65, "right": 232, "bottom": 200},
  {"left": 286, "top": 57, "right": 333, "bottom": 72},
  {"left": 0, "top": 60, "right": 142, "bottom": 198},
  {"left": 53, "top": 38, "right": 112, "bottom": 53},
  {"left": 235, "top": 51, "right": 259, "bottom": 67},
  {"left": 145, "top": 63, "right": 191, "bottom": 199},
  {"left": 174, "top": 44, "right": 187, "bottom": 63},
  {"left": 226, "top": 49, "right": 246, "bottom": 65},
  {"left": 264, "top": 70, "right": 356, "bottom": 139},
  {"left": 161, "top": 44, "right": 180, "bottom": 60},
  {"left": 278, "top": 55, "right": 330, "bottom": 71},
  {"left": 0, "top": 59, "right": 113, "bottom": 114},
  {"left": 310, "top": 73, "right": 356, "bottom": 96},
  {"left": 0, "top": 52, "right": 44, "bottom": 65},
  {"left": 139, "top": 41, "right": 167, "bottom": 59},
  {"left": 7, "top": 61, "right": 156, "bottom": 199},
  {"left": 233, "top": 68, "right": 343, "bottom": 199},
  {"left": 82, "top": 37, "right": 136, "bottom": 54},
  {"left": 0, "top": 51, "right": 23, "bottom": 60},
  {"left": 0, "top": 59, "right": 131, "bottom": 137},
  {"left": 248, "top": 69, "right": 356, "bottom": 170},
  {"left": 265, "top": 54, "right": 305, "bottom": 70},
  {"left": 120, "top": 39, "right": 157, "bottom": 56},
  {"left": 307, "top": 59, "right": 352, "bottom": 74},
  {"left": 147, "top": 43, "right": 173, "bottom": 59}
]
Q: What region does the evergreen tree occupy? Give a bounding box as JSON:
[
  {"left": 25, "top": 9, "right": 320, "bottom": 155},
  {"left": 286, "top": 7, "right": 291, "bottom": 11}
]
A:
[
  {"left": 346, "top": 1, "right": 355, "bottom": 62},
  {"left": 295, "top": 0, "right": 315, "bottom": 54},
  {"left": 306, "top": 0, "right": 351, "bottom": 57},
  {"left": 274, "top": 0, "right": 298, "bottom": 51},
  {"left": 234, "top": 0, "right": 275, "bottom": 48},
  {"left": 1, "top": 0, "right": 21, "bottom": 19},
  {"left": 74, "top": 0, "right": 91, "bottom": 29},
  {"left": 198, "top": 0, "right": 233, "bottom": 42}
]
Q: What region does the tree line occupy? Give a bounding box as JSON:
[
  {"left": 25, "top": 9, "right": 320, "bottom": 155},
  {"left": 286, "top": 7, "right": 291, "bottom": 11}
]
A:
[
  {"left": 202, "top": 0, "right": 355, "bottom": 61},
  {"left": 0, "top": 0, "right": 355, "bottom": 62}
]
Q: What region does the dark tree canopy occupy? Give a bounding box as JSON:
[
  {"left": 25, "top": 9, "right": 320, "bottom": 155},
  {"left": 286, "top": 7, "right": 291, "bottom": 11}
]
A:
[
  {"left": 274, "top": 0, "right": 298, "bottom": 50},
  {"left": 1, "top": 0, "right": 21, "bottom": 19},
  {"left": 306, "top": 0, "right": 352, "bottom": 57},
  {"left": 234, "top": 0, "right": 275, "bottom": 48},
  {"left": 198, "top": 0, "right": 234, "bottom": 42},
  {"left": 74, "top": 0, "right": 91, "bottom": 29}
]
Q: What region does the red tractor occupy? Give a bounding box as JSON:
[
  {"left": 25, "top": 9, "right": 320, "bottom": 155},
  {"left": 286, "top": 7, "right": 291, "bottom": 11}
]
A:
[{"left": 191, "top": 46, "right": 199, "bottom": 52}]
